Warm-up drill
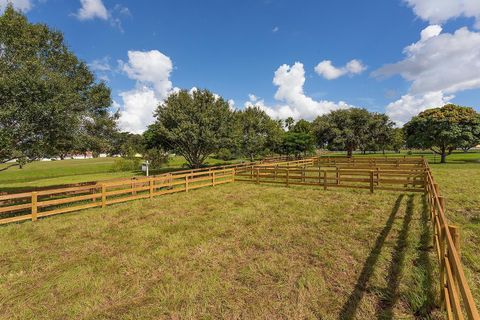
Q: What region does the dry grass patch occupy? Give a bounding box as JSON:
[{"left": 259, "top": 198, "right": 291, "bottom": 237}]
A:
[{"left": 0, "top": 183, "right": 441, "bottom": 319}]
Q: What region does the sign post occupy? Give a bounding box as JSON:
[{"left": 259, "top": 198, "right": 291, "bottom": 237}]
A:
[{"left": 142, "top": 160, "right": 150, "bottom": 176}]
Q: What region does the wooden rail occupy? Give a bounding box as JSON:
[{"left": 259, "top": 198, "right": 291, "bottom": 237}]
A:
[
  {"left": 236, "top": 157, "right": 426, "bottom": 193},
  {"left": 423, "top": 159, "right": 479, "bottom": 320},
  {"left": 0, "top": 168, "right": 235, "bottom": 224}
]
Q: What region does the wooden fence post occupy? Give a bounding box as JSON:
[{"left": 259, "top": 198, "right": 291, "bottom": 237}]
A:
[
  {"left": 286, "top": 168, "right": 290, "bottom": 187},
  {"left": 370, "top": 171, "right": 374, "bottom": 193},
  {"left": 212, "top": 171, "right": 216, "bottom": 186},
  {"left": 336, "top": 167, "right": 340, "bottom": 185},
  {"left": 376, "top": 167, "right": 380, "bottom": 186},
  {"left": 323, "top": 170, "right": 327, "bottom": 190},
  {"left": 448, "top": 225, "right": 460, "bottom": 257},
  {"left": 256, "top": 168, "right": 260, "bottom": 184},
  {"left": 185, "top": 175, "right": 189, "bottom": 192},
  {"left": 31, "top": 192, "right": 38, "bottom": 221},
  {"left": 438, "top": 195, "right": 446, "bottom": 305},
  {"left": 101, "top": 184, "right": 106, "bottom": 208},
  {"left": 149, "top": 178, "right": 154, "bottom": 199}
]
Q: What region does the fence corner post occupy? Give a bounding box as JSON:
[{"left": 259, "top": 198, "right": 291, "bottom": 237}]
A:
[{"left": 31, "top": 192, "right": 38, "bottom": 221}]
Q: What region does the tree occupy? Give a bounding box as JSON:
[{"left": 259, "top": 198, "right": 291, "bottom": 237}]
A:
[
  {"left": 312, "top": 108, "right": 372, "bottom": 157},
  {"left": 0, "top": 6, "right": 116, "bottom": 169},
  {"left": 366, "top": 113, "right": 395, "bottom": 154},
  {"left": 404, "top": 104, "right": 480, "bottom": 163},
  {"left": 111, "top": 132, "right": 145, "bottom": 157},
  {"left": 291, "top": 119, "right": 312, "bottom": 134},
  {"left": 280, "top": 132, "right": 315, "bottom": 158},
  {"left": 146, "top": 89, "right": 235, "bottom": 168},
  {"left": 389, "top": 128, "right": 405, "bottom": 153},
  {"left": 285, "top": 117, "right": 295, "bottom": 131},
  {"left": 237, "top": 106, "right": 283, "bottom": 161}
]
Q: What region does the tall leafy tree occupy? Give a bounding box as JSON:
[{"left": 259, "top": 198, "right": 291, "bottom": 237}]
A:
[
  {"left": 291, "top": 119, "right": 312, "bottom": 134},
  {"left": 284, "top": 117, "right": 295, "bottom": 131},
  {"left": 312, "top": 108, "right": 372, "bottom": 157},
  {"left": 280, "top": 132, "right": 315, "bottom": 158},
  {"left": 146, "top": 89, "right": 235, "bottom": 168},
  {"left": 404, "top": 104, "right": 480, "bottom": 163},
  {"left": 237, "top": 106, "right": 283, "bottom": 161},
  {"left": 0, "top": 6, "right": 116, "bottom": 168},
  {"left": 389, "top": 128, "right": 405, "bottom": 153},
  {"left": 365, "top": 113, "right": 395, "bottom": 154}
]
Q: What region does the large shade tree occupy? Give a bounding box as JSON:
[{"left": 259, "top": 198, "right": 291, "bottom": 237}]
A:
[
  {"left": 0, "top": 6, "right": 117, "bottom": 169},
  {"left": 237, "top": 106, "right": 283, "bottom": 161},
  {"left": 145, "top": 89, "right": 235, "bottom": 168},
  {"left": 312, "top": 108, "right": 372, "bottom": 157},
  {"left": 404, "top": 104, "right": 480, "bottom": 163}
]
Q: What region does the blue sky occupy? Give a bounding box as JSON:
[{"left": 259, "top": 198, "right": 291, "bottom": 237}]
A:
[{"left": 3, "top": 0, "right": 480, "bottom": 132}]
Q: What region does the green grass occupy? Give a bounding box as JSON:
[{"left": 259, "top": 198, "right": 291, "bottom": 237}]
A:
[
  {"left": 0, "top": 183, "right": 442, "bottom": 319},
  {"left": 0, "top": 156, "right": 242, "bottom": 193}
]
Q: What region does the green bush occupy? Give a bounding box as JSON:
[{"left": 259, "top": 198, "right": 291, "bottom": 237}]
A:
[
  {"left": 111, "top": 157, "right": 141, "bottom": 172},
  {"left": 215, "top": 148, "right": 234, "bottom": 161},
  {"left": 144, "top": 148, "right": 169, "bottom": 169}
]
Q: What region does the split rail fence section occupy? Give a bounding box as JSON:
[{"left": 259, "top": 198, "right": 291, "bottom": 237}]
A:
[{"left": 235, "top": 156, "right": 426, "bottom": 193}]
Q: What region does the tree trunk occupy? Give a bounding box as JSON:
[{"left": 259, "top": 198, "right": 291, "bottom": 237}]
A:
[
  {"left": 440, "top": 146, "right": 447, "bottom": 163},
  {"left": 347, "top": 148, "right": 353, "bottom": 158}
]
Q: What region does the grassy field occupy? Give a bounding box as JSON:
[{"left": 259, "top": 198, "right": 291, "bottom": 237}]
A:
[
  {"left": 0, "top": 156, "right": 239, "bottom": 193},
  {"left": 0, "top": 183, "right": 441, "bottom": 319},
  {"left": 1, "top": 151, "right": 478, "bottom": 318}
]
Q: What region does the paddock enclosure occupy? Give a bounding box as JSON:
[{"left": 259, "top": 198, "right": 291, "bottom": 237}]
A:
[{"left": 0, "top": 156, "right": 478, "bottom": 319}]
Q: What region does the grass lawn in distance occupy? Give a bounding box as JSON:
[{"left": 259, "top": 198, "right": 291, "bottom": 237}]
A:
[
  {"left": 0, "top": 156, "right": 242, "bottom": 193},
  {"left": 0, "top": 183, "right": 441, "bottom": 319}
]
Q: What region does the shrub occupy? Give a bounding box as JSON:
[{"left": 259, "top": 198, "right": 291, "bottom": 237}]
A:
[
  {"left": 215, "top": 148, "right": 234, "bottom": 161},
  {"left": 111, "top": 157, "right": 141, "bottom": 172},
  {"left": 143, "top": 148, "right": 169, "bottom": 169}
]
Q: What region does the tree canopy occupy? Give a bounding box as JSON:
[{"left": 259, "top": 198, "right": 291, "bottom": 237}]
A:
[
  {"left": 237, "top": 106, "right": 283, "bottom": 161},
  {"left": 145, "top": 89, "right": 235, "bottom": 168},
  {"left": 0, "top": 6, "right": 117, "bottom": 168},
  {"left": 404, "top": 104, "right": 480, "bottom": 163}
]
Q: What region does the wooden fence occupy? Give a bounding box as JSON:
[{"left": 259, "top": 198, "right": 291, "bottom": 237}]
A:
[
  {"left": 0, "top": 167, "right": 235, "bottom": 225},
  {"left": 0, "top": 157, "right": 289, "bottom": 224},
  {"left": 236, "top": 156, "right": 426, "bottom": 193},
  {"left": 424, "top": 159, "right": 479, "bottom": 320}
]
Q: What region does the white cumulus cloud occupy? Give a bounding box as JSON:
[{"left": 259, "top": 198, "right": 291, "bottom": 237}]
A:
[
  {"left": 117, "top": 50, "right": 175, "bottom": 133},
  {"left": 314, "top": 59, "right": 366, "bottom": 80},
  {"left": 247, "top": 62, "right": 355, "bottom": 120},
  {"left": 405, "top": 0, "right": 480, "bottom": 28},
  {"left": 0, "top": 0, "right": 32, "bottom": 12},
  {"left": 374, "top": 25, "right": 480, "bottom": 124},
  {"left": 120, "top": 50, "right": 173, "bottom": 99},
  {"left": 385, "top": 91, "right": 454, "bottom": 126},
  {"left": 75, "top": 0, "right": 108, "bottom": 20}
]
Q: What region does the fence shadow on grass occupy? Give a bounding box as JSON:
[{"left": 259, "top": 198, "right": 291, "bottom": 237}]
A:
[
  {"left": 339, "top": 195, "right": 404, "bottom": 320},
  {"left": 376, "top": 195, "right": 414, "bottom": 319}
]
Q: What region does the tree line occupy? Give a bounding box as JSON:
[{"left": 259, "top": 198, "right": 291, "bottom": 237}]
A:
[{"left": 1, "top": 5, "right": 479, "bottom": 170}]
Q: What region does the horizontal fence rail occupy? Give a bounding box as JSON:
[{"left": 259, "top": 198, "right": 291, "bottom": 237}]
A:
[
  {"left": 0, "top": 167, "right": 236, "bottom": 225},
  {"left": 236, "top": 157, "right": 426, "bottom": 193}
]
